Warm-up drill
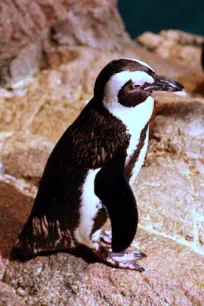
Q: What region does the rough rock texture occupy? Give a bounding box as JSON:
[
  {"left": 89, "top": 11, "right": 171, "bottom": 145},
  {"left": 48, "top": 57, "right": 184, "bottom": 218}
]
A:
[
  {"left": 0, "top": 281, "right": 25, "bottom": 306},
  {"left": 51, "top": 0, "right": 132, "bottom": 50},
  {"left": 0, "top": 1, "right": 204, "bottom": 304},
  {"left": 0, "top": 180, "right": 34, "bottom": 258},
  {"left": 136, "top": 155, "right": 204, "bottom": 251},
  {"left": 137, "top": 30, "right": 204, "bottom": 70},
  {"left": 1, "top": 133, "right": 54, "bottom": 185},
  {"left": 0, "top": 77, "right": 204, "bottom": 304},
  {"left": 3, "top": 229, "right": 204, "bottom": 306},
  {"left": 0, "top": 0, "right": 132, "bottom": 87},
  {"left": 151, "top": 93, "right": 204, "bottom": 160}
]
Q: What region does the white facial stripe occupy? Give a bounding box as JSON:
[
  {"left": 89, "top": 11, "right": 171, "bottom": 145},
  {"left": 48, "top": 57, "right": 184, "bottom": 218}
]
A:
[{"left": 104, "top": 70, "right": 154, "bottom": 106}]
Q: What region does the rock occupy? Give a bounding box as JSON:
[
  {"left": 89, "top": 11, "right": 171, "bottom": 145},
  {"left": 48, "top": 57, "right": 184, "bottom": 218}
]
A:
[
  {"left": 0, "top": 35, "right": 44, "bottom": 88},
  {"left": 2, "top": 229, "right": 204, "bottom": 305},
  {"left": 134, "top": 155, "right": 204, "bottom": 252},
  {"left": 159, "top": 30, "right": 204, "bottom": 45},
  {"left": 132, "top": 92, "right": 204, "bottom": 251},
  {"left": 150, "top": 93, "right": 204, "bottom": 160},
  {"left": 0, "top": 180, "right": 34, "bottom": 258},
  {"left": 137, "top": 30, "right": 204, "bottom": 71},
  {"left": 0, "top": 281, "right": 25, "bottom": 306},
  {"left": 51, "top": 0, "right": 132, "bottom": 51},
  {"left": 137, "top": 31, "right": 164, "bottom": 50},
  {"left": 0, "top": 253, "right": 7, "bottom": 280},
  {"left": 0, "top": 76, "right": 47, "bottom": 134},
  {"left": 202, "top": 43, "right": 204, "bottom": 71},
  {"left": 0, "top": 0, "right": 132, "bottom": 87},
  {"left": 1, "top": 133, "right": 55, "bottom": 185}
]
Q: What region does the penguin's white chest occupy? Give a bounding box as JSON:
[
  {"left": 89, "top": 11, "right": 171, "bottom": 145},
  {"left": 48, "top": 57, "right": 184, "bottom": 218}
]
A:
[
  {"left": 107, "top": 96, "right": 154, "bottom": 184},
  {"left": 74, "top": 168, "right": 102, "bottom": 249}
]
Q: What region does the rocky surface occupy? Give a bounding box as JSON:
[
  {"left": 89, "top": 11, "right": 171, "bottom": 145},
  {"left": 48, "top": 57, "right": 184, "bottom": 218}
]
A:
[
  {"left": 1, "top": 133, "right": 54, "bottom": 185},
  {"left": 137, "top": 30, "right": 204, "bottom": 71},
  {"left": 0, "top": 1, "right": 204, "bottom": 305},
  {"left": 2, "top": 229, "right": 204, "bottom": 306},
  {"left": 0, "top": 0, "right": 131, "bottom": 87}
]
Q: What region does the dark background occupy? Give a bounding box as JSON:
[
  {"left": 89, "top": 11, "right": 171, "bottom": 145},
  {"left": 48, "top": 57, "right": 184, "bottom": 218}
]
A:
[{"left": 118, "top": 0, "right": 204, "bottom": 38}]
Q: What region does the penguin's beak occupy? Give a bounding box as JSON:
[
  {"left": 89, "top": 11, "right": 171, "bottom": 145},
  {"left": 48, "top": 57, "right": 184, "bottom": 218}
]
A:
[{"left": 142, "top": 75, "right": 184, "bottom": 92}]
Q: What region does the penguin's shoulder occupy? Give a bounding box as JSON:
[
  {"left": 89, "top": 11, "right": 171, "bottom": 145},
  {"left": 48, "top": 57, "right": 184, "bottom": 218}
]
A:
[{"left": 67, "top": 99, "right": 130, "bottom": 168}]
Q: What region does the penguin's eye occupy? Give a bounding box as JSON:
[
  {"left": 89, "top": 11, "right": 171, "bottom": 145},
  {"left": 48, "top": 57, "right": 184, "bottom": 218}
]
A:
[
  {"left": 132, "top": 84, "right": 140, "bottom": 88},
  {"left": 129, "top": 83, "right": 140, "bottom": 90}
]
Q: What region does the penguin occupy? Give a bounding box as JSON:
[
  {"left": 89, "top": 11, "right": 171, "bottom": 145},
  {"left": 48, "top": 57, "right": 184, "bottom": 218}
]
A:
[{"left": 13, "top": 58, "right": 183, "bottom": 271}]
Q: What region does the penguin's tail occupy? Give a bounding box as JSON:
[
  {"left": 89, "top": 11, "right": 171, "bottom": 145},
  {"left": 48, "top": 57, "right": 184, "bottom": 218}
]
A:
[
  {"left": 11, "top": 220, "right": 37, "bottom": 261},
  {"left": 11, "top": 237, "right": 34, "bottom": 261}
]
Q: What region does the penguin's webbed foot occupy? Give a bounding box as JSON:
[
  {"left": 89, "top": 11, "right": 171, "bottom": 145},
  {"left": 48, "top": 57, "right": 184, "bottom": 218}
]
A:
[
  {"left": 100, "top": 230, "right": 112, "bottom": 245},
  {"left": 94, "top": 245, "right": 146, "bottom": 272}
]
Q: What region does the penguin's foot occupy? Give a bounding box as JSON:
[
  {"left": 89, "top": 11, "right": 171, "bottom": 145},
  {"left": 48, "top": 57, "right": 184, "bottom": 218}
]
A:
[
  {"left": 100, "top": 230, "right": 138, "bottom": 249},
  {"left": 100, "top": 230, "right": 112, "bottom": 245},
  {"left": 94, "top": 245, "right": 146, "bottom": 272}
]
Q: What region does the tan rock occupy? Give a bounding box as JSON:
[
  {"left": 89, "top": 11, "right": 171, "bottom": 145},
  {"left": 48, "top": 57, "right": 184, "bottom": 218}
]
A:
[
  {"left": 0, "top": 77, "right": 47, "bottom": 134},
  {"left": 135, "top": 155, "right": 204, "bottom": 251},
  {"left": 2, "top": 229, "right": 204, "bottom": 306},
  {"left": 156, "top": 42, "right": 202, "bottom": 68},
  {"left": 29, "top": 98, "right": 82, "bottom": 141},
  {"left": 1, "top": 43, "right": 203, "bottom": 141},
  {"left": 136, "top": 30, "right": 204, "bottom": 71},
  {"left": 159, "top": 30, "right": 204, "bottom": 45},
  {"left": 137, "top": 31, "right": 164, "bottom": 49},
  {"left": 1, "top": 133, "right": 54, "bottom": 185},
  {"left": 150, "top": 93, "right": 204, "bottom": 160}
]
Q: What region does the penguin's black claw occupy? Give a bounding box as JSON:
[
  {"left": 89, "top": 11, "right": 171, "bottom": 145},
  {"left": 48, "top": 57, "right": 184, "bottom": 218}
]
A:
[{"left": 94, "top": 246, "right": 146, "bottom": 272}]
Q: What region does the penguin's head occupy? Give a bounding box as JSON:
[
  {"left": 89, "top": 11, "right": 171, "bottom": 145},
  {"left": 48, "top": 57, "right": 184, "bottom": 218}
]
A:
[{"left": 94, "top": 58, "right": 184, "bottom": 109}]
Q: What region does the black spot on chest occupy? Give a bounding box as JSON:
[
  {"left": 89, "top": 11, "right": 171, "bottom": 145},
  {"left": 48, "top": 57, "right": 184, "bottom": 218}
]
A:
[{"left": 125, "top": 124, "right": 148, "bottom": 180}]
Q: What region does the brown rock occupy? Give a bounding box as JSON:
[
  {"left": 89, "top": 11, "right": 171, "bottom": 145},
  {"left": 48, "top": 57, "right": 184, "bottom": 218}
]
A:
[
  {"left": 0, "top": 0, "right": 132, "bottom": 87},
  {"left": 0, "top": 180, "right": 34, "bottom": 258},
  {"left": 0, "top": 0, "right": 70, "bottom": 60},
  {"left": 51, "top": 0, "right": 132, "bottom": 51},
  {"left": 2, "top": 229, "right": 204, "bottom": 305},
  {"left": 1, "top": 133, "right": 54, "bottom": 185}
]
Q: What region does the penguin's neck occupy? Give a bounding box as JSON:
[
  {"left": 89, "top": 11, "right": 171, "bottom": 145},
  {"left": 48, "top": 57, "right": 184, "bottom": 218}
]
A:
[{"left": 103, "top": 96, "right": 154, "bottom": 135}]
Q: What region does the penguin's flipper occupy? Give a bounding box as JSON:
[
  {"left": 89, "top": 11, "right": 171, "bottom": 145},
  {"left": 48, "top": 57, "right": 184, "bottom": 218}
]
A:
[{"left": 95, "top": 161, "right": 138, "bottom": 253}]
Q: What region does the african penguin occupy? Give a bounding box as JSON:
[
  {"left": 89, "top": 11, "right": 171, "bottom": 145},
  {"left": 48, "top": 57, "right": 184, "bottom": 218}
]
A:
[{"left": 13, "top": 58, "right": 183, "bottom": 271}]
